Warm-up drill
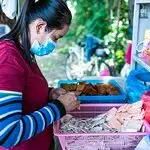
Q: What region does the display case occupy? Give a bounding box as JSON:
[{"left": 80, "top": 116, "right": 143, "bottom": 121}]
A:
[{"left": 132, "top": 0, "right": 150, "bottom": 72}]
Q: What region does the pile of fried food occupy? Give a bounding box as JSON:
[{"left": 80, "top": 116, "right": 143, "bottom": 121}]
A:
[
  {"left": 60, "top": 101, "right": 145, "bottom": 133},
  {"left": 61, "top": 82, "right": 120, "bottom": 96}
]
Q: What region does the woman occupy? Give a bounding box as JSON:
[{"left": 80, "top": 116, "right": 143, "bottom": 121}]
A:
[{"left": 0, "top": 0, "right": 80, "bottom": 150}]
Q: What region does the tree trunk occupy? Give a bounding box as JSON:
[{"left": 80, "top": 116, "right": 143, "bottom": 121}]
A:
[{"left": 128, "top": 0, "right": 135, "bottom": 39}]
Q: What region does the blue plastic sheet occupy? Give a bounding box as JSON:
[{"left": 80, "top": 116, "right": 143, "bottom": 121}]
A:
[{"left": 126, "top": 68, "right": 150, "bottom": 103}]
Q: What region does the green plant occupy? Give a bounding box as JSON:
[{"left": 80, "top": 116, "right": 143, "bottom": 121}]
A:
[
  {"left": 67, "top": 0, "right": 110, "bottom": 41},
  {"left": 104, "top": 0, "right": 128, "bottom": 74},
  {"left": 66, "top": 0, "right": 129, "bottom": 74}
]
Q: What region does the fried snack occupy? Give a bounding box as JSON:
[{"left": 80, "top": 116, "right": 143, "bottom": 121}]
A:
[
  {"left": 68, "top": 84, "right": 77, "bottom": 91},
  {"left": 82, "top": 84, "right": 97, "bottom": 95},
  {"left": 107, "top": 85, "right": 119, "bottom": 95},
  {"left": 61, "top": 83, "right": 77, "bottom": 92},
  {"left": 61, "top": 82, "right": 120, "bottom": 96},
  {"left": 76, "top": 81, "right": 86, "bottom": 92},
  {"left": 95, "top": 83, "right": 107, "bottom": 95},
  {"left": 105, "top": 83, "right": 114, "bottom": 89},
  {"left": 61, "top": 84, "right": 71, "bottom": 92}
]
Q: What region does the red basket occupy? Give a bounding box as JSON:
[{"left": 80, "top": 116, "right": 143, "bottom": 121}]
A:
[
  {"left": 142, "top": 91, "right": 150, "bottom": 123},
  {"left": 54, "top": 104, "right": 150, "bottom": 150}
]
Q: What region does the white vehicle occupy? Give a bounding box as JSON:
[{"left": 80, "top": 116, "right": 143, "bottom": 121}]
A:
[
  {"left": 0, "top": 0, "right": 18, "bottom": 19},
  {"left": 65, "top": 35, "right": 114, "bottom": 80},
  {"left": 0, "top": 0, "right": 18, "bottom": 36}
]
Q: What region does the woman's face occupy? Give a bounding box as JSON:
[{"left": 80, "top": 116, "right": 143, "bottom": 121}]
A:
[{"left": 29, "top": 19, "right": 70, "bottom": 45}]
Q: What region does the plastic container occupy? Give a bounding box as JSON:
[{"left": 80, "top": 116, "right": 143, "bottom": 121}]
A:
[
  {"left": 57, "top": 79, "right": 126, "bottom": 103},
  {"left": 54, "top": 104, "right": 150, "bottom": 150}
]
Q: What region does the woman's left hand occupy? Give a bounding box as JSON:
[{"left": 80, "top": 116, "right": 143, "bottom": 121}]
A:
[{"left": 49, "top": 88, "right": 66, "bottom": 100}]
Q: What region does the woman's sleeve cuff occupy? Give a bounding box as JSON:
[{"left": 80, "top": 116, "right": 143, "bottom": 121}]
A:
[{"left": 49, "top": 100, "right": 66, "bottom": 118}]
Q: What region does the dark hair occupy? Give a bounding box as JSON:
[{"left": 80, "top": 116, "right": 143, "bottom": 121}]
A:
[{"left": 0, "top": 0, "right": 72, "bottom": 64}]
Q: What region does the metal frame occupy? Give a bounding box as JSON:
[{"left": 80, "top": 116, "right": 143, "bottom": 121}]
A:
[{"left": 131, "top": 0, "right": 150, "bottom": 72}]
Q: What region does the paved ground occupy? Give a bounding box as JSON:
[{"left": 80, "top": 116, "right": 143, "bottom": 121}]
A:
[{"left": 36, "top": 51, "right": 68, "bottom": 87}]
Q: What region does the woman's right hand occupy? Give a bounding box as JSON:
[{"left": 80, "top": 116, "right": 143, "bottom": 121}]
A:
[{"left": 57, "top": 92, "right": 80, "bottom": 112}]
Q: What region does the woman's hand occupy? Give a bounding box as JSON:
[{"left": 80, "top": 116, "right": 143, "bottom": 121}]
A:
[
  {"left": 57, "top": 92, "right": 80, "bottom": 112},
  {"left": 49, "top": 88, "right": 66, "bottom": 100}
]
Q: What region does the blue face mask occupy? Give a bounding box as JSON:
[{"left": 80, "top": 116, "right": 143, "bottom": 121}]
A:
[{"left": 30, "top": 37, "right": 56, "bottom": 56}]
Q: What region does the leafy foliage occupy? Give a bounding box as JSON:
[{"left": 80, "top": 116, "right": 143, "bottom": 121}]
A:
[
  {"left": 65, "top": 0, "right": 129, "bottom": 74},
  {"left": 67, "top": 0, "right": 111, "bottom": 40},
  {"left": 104, "top": 0, "right": 129, "bottom": 73}
]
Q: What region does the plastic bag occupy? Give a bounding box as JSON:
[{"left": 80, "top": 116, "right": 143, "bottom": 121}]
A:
[
  {"left": 126, "top": 68, "right": 150, "bottom": 103},
  {"left": 135, "top": 135, "right": 150, "bottom": 150}
]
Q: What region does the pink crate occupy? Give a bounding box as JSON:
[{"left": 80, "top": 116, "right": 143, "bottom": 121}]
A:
[
  {"left": 0, "top": 147, "right": 7, "bottom": 150},
  {"left": 54, "top": 104, "right": 150, "bottom": 150}
]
